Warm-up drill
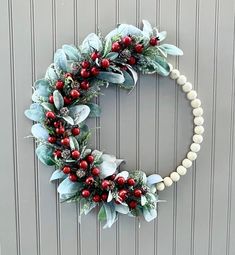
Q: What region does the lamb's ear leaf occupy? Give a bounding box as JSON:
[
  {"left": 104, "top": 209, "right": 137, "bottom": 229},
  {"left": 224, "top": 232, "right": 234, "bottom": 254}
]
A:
[
  {"left": 53, "top": 90, "right": 64, "bottom": 110},
  {"left": 87, "top": 103, "right": 101, "bottom": 117},
  {"left": 143, "top": 207, "right": 157, "bottom": 222},
  {"left": 54, "top": 49, "right": 68, "bottom": 71},
  {"left": 142, "top": 20, "right": 153, "bottom": 38},
  {"left": 81, "top": 33, "right": 103, "bottom": 53},
  {"left": 97, "top": 71, "right": 125, "bottom": 84},
  {"left": 62, "top": 44, "right": 81, "bottom": 61},
  {"left": 36, "top": 144, "right": 55, "bottom": 166},
  {"left": 31, "top": 123, "right": 49, "bottom": 140},
  {"left": 159, "top": 44, "right": 183, "bottom": 56},
  {"left": 24, "top": 103, "right": 44, "bottom": 122},
  {"left": 50, "top": 170, "right": 66, "bottom": 182},
  {"left": 69, "top": 105, "right": 90, "bottom": 124}
]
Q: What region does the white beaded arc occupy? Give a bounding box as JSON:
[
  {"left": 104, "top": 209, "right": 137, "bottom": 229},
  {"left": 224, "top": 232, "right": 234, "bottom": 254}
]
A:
[{"left": 156, "top": 64, "right": 204, "bottom": 192}]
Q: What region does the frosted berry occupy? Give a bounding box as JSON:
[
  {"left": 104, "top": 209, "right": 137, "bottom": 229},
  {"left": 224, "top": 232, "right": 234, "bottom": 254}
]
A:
[
  {"left": 91, "top": 66, "right": 100, "bottom": 76},
  {"left": 127, "top": 178, "right": 135, "bottom": 186},
  {"left": 134, "top": 44, "right": 144, "bottom": 53},
  {"left": 128, "top": 56, "right": 136, "bottom": 65},
  {"left": 149, "top": 37, "right": 159, "bottom": 46},
  {"left": 129, "top": 200, "right": 137, "bottom": 209},
  {"left": 101, "top": 180, "right": 110, "bottom": 189},
  {"left": 93, "top": 194, "right": 101, "bottom": 203}
]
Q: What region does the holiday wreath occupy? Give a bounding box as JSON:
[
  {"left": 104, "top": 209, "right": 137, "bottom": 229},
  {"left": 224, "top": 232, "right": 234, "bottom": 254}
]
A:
[{"left": 25, "top": 20, "right": 204, "bottom": 228}]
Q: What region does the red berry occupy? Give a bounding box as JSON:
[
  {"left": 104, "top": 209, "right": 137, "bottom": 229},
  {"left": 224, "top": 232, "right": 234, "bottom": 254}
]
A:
[
  {"left": 128, "top": 56, "right": 136, "bottom": 65},
  {"left": 49, "top": 95, "right": 54, "bottom": 104},
  {"left": 133, "top": 189, "right": 142, "bottom": 198},
  {"left": 80, "top": 81, "right": 90, "bottom": 90},
  {"left": 116, "top": 177, "right": 125, "bottom": 186},
  {"left": 93, "top": 194, "right": 101, "bottom": 203},
  {"left": 101, "top": 59, "right": 110, "bottom": 68},
  {"left": 86, "top": 155, "right": 94, "bottom": 164},
  {"left": 149, "top": 37, "right": 158, "bottom": 46},
  {"left": 81, "top": 60, "right": 90, "bottom": 69},
  {"left": 122, "top": 36, "right": 132, "bottom": 46},
  {"left": 118, "top": 189, "right": 128, "bottom": 199},
  {"left": 53, "top": 150, "right": 62, "bottom": 158},
  {"left": 63, "top": 166, "right": 71, "bottom": 174},
  {"left": 69, "top": 174, "right": 78, "bottom": 182},
  {"left": 71, "top": 127, "right": 80, "bottom": 136},
  {"left": 91, "top": 167, "right": 100, "bottom": 176},
  {"left": 70, "top": 89, "right": 80, "bottom": 99},
  {"left": 91, "top": 52, "right": 100, "bottom": 61},
  {"left": 129, "top": 200, "right": 137, "bottom": 209},
  {"left": 46, "top": 111, "right": 56, "bottom": 119},
  {"left": 61, "top": 137, "right": 70, "bottom": 146},
  {"left": 79, "top": 160, "right": 88, "bottom": 170},
  {"left": 127, "top": 178, "right": 135, "bottom": 186},
  {"left": 109, "top": 174, "right": 116, "bottom": 181},
  {"left": 56, "top": 127, "right": 65, "bottom": 135},
  {"left": 115, "top": 197, "right": 124, "bottom": 204},
  {"left": 101, "top": 180, "right": 110, "bottom": 189},
  {"left": 53, "top": 121, "right": 60, "bottom": 128},
  {"left": 85, "top": 176, "right": 94, "bottom": 185},
  {"left": 134, "top": 44, "right": 144, "bottom": 53},
  {"left": 64, "top": 73, "right": 73, "bottom": 78},
  {"left": 71, "top": 150, "right": 80, "bottom": 159},
  {"left": 48, "top": 136, "right": 56, "bottom": 143},
  {"left": 55, "top": 80, "right": 64, "bottom": 90},
  {"left": 112, "top": 42, "right": 121, "bottom": 52},
  {"left": 80, "top": 69, "right": 90, "bottom": 78},
  {"left": 91, "top": 66, "right": 100, "bottom": 76},
  {"left": 81, "top": 189, "right": 90, "bottom": 198},
  {"left": 101, "top": 192, "right": 108, "bottom": 201},
  {"left": 64, "top": 96, "right": 72, "bottom": 105}
]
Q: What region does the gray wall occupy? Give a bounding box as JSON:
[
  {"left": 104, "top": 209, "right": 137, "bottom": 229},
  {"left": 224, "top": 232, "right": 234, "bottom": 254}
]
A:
[{"left": 1, "top": 0, "right": 235, "bottom": 255}]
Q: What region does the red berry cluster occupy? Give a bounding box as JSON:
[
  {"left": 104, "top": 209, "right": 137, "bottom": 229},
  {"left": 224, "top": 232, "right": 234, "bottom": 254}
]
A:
[{"left": 110, "top": 35, "right": 159, "bottom": 66}]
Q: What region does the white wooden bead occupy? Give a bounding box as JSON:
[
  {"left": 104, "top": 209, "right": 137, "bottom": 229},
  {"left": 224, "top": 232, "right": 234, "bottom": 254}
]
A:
[
  {"left": 193, "top": 134, "right": 203, "bottom": 144},
  {"left": 194, "top": 116, "right": 204, "bottom": 125},
  {"left": 170, "top": 69, "right": 180, "bottom": 80},
  {"left": 194, "top": 125, "right": 204, "bottom": 134},
  {"left": 157, "top": 182, "right": 165, "bottom": 191},
  {"left": 170, "top": 172, "right": 180, "bottom": 182},
  {"left": 187, "top": 90, "right": 197, "bottom": 100},
  {"left": 187, "top": 151, "right": 197, "bottom": 161},
  {"left": 177, "top": 75, "right": 187, "bottom": 85},
  {"left": 163, "top": 177, "right": 173, "bottom": 187},
  {"left": 191, "top": 99, "right": 202, "bottom": 108},
  {"left": 193, "top": 107, "right": 203, "bottom": 116},
  {"left": 190, "top": 143, "right": 201, "bottom": 152},
  {"left": 182, "top": 82, "right": 193, "bottom": 92},
  {"left": 182, "top": 158, "right": 192, "bottom": 168},
  {"left": 177, "top": 165, "right": 187, "bottom": 175},
  {"left": 168, "top": 63, "right": 173, "bottom": 72}
]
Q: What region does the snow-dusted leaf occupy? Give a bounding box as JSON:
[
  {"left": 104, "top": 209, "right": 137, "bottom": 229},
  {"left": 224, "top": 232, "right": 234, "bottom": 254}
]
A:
[
  {"left": 103, "top": 203, "right": 117, "bottom": 229},
  {"left": 100, "top": 161, "right": 117, "bottom": 178},
  {"left": 160, "top": 44, "right": 183, "bottom": 56},
  {"left": 36, "top": 144, "right": 55, "bottom": 166},
  {"left": 24, "top": 103, "right": 44, "bottom": 122},
  {"left": 57, "top": 177, "right": 81, "bottom": 195},
  {"left": 97, "top": 71, "right": 125, "bottom": 84},
  {"left": 45, "top": 64, "right": 59, "bottom": 82},
  {"left": 158, "top": 31, "right": 167, "bottom": 42},
  {"left": 115, "top": 203, "right": 129, "bottom": 214},
  {"left": 62, "top": 44, "right": 81, "bottom": 61},
  {"left": 86, "top": 103, "right": 101, "bottom": 117},
  {"left": 142, "top": 20, "right": 153, "bottom": 38},
  {"left": 41, "top": 102, "right": 55, "bottom": 112},
  {"left": 63, "top": 116, "right": 74, "bottom": 125}
]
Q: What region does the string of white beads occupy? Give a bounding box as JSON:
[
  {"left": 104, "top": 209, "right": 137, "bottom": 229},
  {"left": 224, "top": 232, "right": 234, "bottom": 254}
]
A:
[{"left": 156, "top": 66, "right": 204, "bottom": 192}]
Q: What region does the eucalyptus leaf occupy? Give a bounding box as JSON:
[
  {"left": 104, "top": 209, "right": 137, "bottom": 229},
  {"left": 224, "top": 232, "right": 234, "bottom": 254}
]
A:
[
  {"left": 97, "top": 71, "right": 125, "bottom": 84},
  {"left": 36, "top": 144, "right": 55, "bottom": 166},
  {"left": 87, "top": 103, "right": 101, "bottom": 117},
  {"left": 53, "top": 90, "right": 64, "bottom": 110},
  {"left": 50, "top": 169, "right": 66, "bottom": 182},
  {"left": 31, "top": 123, "right": 49, "bottom": 140}
]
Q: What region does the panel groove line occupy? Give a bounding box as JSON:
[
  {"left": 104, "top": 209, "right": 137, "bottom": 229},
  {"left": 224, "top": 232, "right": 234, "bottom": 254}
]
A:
[
  {"left": 7, "top": 0, "right": 21, "bottom": 254},
  {"left": 208, "top": 0, "right": 220, "bottom": 254}
]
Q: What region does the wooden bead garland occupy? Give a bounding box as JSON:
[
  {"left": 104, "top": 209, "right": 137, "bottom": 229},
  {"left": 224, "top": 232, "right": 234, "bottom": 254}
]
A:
[{"left": 156, "top": 66, "right": 204, "bottom": 191}]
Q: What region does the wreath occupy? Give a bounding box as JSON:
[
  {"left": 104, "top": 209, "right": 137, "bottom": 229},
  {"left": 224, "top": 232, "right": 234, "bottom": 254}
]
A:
[{"left": 25, "top": 20, "right": 204, "bottom": 228}]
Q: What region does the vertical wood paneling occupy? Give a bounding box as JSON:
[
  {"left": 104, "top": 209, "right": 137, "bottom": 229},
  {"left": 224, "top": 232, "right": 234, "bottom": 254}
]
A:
[{"left": 1, "top": 0, "right": 235, "bottom": 254}]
